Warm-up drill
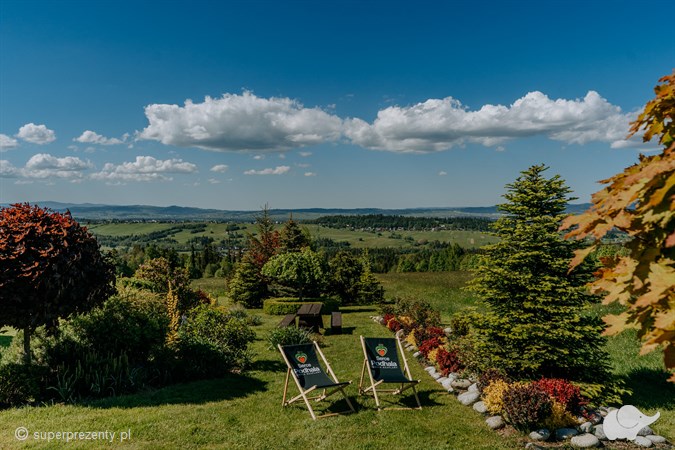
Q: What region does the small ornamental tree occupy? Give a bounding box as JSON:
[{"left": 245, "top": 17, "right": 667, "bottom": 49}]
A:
[
  {"left": 329, "top": 251, "right": 364, "bottom": 302},
  {"left": 468, "top": 166, "right": 610, "bottom": 381},
  {"left": 561, "top": 71, "right": 675, "bottom": 381},
  {"left": 262, "top": 248, "right": 325, "bottom": 300},
  {"left": 279, "top": 215, "right": 311, "bottom": 253},
  {"left": 0, "top": 203, "right": 116, "bottom": 364}
]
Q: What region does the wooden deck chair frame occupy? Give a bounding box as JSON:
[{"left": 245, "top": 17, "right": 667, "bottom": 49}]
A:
[
  {"left": 358, "top": 336, "right": 422, "bottom": 410},
  {"left": 278, "top": 341, "right": 356, "bottom": 420}
]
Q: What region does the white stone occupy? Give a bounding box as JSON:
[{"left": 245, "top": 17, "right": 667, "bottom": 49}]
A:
[
  {"left": 395, "top": 329, "right": 405, "bottom": 339},
  {"left": 634, "top": 436, "right": 653, "bottom": 448},
  {"left": 443, "top": 327, "right": 452, "bottom": 335},
  {"left": 638, "top": 425, "right": 655, "bottom": 437},
  {"left": 413, "top": 351, "right": 421, "bottom": 358},
  {"left": 570, "top": 433, "right": 600, "bottom": 448},
  {"left": 646, "top": 435, "right": 666, "bottom": 444},
  {"left": 451, "top": 378, "right": 472, "bottom": 389},
  {"left": 457, "top": 391, "right": 480, "bottom": 406},
  {"left": 431, "top": 372, "right": 441, "bottom": 380},
  {"left": 468, "top": 382, "right": 479, "bottom": 392},
  {"left": 593, "top": 424, "right": 607, "bottom": 441},
  {"left": 424, "top": 366, "right": 436, "bottom": 373},
  {"left": 485, "top": 415, "right": 504, "bottom": 430},
  {"left": 473, "top": 401, "right": 487, "bottom": 414},
  {"left": 529, "top": 429, "right": 550, "bottom": 441},
  {"left": 441, "top": 379, "right": 454, "bottom": 390},
  {"left": 579, "top": 421, "right": 593, "bottom": 433}
]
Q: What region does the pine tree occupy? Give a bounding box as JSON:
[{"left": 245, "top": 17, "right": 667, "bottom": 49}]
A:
[
  {"left": 467, "top": 165, "right": 610, "bottom": 381},
  {"left": 279, "top": 214, "right": 311, "bottom": 253}
]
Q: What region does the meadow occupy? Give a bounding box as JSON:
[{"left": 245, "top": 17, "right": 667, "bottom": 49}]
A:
[{"left": 1, "top": 272, "right": 672, "bottom": 449}]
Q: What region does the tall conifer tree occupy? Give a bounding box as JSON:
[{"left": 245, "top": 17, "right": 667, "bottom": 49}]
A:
[{"left": 468, "top": 165, "right": 609, "bottom": 381}]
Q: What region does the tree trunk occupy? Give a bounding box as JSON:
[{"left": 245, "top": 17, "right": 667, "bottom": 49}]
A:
[{"left": 23, "top": 326, "right": 31, "bottom": 365}]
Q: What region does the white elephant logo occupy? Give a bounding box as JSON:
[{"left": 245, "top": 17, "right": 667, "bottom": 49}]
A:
[{"left": 603, "top": 405, "right": 660, "bottom": 441}]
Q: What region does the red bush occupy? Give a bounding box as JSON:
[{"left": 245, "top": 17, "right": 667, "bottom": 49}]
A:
[
  {"left": 387, "top": 317, "right": 402, "bottom": 332},
  {"left": 383, "top": 313, "right": 395, "bottom": 324},
  {"left": 418, "top": 337, "right": 442, "bottom": 357},
  {"left": 413, "top": 326, "right": 445, "bottom": 344},
  {"left": 533, "top": 378, "right": 585, "bottom": 413},
  {"left": 436, "top": 347, "right": 464, "bottom": 376}
]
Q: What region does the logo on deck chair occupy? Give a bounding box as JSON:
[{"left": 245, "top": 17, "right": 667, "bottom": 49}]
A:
[
  {"left": 375, "top": 344, "right": 388, "bottom": 357},
  {"left": 295, "top": 351, "right": 308, "bottom": 364}
]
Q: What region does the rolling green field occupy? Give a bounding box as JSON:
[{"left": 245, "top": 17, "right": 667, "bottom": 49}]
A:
[
  {"left": 1, "top": 272, "right": 672, "bottom": 449},
  {"left": 86, "top": 222, "right": 496, "bottom": 250}
]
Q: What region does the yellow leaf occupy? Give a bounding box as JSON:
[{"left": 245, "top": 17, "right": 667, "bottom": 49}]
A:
[{"left": 569, "top": 245, "right": 596, "bottom": 271}]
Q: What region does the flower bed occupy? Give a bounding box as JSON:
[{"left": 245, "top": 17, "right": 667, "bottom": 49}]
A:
[{"left": 372, "top": 300, "right": 669, "bottom": 448}]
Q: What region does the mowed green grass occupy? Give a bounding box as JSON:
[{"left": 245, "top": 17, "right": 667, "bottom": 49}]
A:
[
  {"left": 0, "top": 308, "right": 522, "bottom": 449},
  {"left": 86, "top": 221, "right": 496, "bottom": 250}
]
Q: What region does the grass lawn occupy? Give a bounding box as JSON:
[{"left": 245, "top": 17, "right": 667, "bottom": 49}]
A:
[
  {"left": 0, "top": 308, "right": 522, "bottom": 449},
  {"left": 0, "top": 272, "right": 672, "bottom": 449}
]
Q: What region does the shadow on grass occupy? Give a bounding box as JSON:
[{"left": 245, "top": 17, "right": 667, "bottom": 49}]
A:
[
  {"left": 623, "top": 367, "right": 675, "bottom": 409},
  {"left": 86, "top": 373, "right": 268, "bottom": 409},
  {"left": 343, "top": 307, "right": 378, "bottom": 313},
  {"left": 251, "top": 358, "right": 285, "bottom": 372},
  {"left": 324, "top": 326, "right": 356, "bottom": 336}
]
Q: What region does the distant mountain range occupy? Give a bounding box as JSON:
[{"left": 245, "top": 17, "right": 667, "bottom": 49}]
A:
[{"left": 1, "top": 201, "right": 593, "bottom": 221}]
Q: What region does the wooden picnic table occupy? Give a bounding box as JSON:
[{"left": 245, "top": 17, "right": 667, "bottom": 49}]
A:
[{"left": 297, "top": 303, "right": 323, "bottom": 333}]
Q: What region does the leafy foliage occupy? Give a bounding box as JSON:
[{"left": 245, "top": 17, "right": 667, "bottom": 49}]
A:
[
  {"left": 435, "top": 347, "right": 464, "bottom": 376},
  {"left": 561, "top": 71, "right": 675, "bottom": 382},
  {"left": 228, "top": 259, "right": 269, "bottom": 308},
  {"left": 467, "top": 166, "right": 610, "bottom": 381},
  {"left": 266, "top": 327, "right": 314, "bottom": 349},
  {"left": 502, "top": 383, "right": 553, "bottom": 431},
  {"left": 482, "top": 379, "right": 511, "bottom": 415},
  {"left": 0, "top": 203, "right": 116, "bottom": 364},
  {"left": 262, "top": 248, "right": 326, "bottom": 300},
  {"left": 533, "top": 377, "right": 584, "bottom": 413},
  {"left": 0, "top": 363, "right": 48, "bottom": 406}
]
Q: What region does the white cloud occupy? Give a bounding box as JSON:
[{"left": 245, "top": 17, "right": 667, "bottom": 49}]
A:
[
  {"left": 298, "top": 151, "right": 312, "bottom": 157},
  {"left": 296, "top": 163, "right": 310, "bottom": 168},
  {"left": 74, "top": 130, "right": 127, "bottom": 145},
  {"left": 22, "top": 153, "right": 93, "bottom": 180},
  {"left": 344, "top": 91, "right": 635, "bottom": 153},
  {"left": 0, "top": 160, "right": 20, "bottom": 177},
  {"left": 16, "top": 123, "right": 56, "bottom": 145},
  {"left": 253, "top": 155, "right": 265, "bottom": 160},
  {"left": 138, "top": 91, "right": 343, "bottom": 152},
  {"left": 438, "top": 171, "right": 447, "bottom": 176},
  {"left": 208, "top": 178, "right": 221, "bottom": 184},
  {"left": 91, "top": 156, "right": 198, "bottom": 182},
  {"left": 210, "top": 164, "right": 229, "bottom": 173},
  {"left": 278, "top": 153, "right": 286, "bottom": 159},
  {"left": 0, "top": 134, "right": 19, "bottom": 151},
  {"left": 244, "top": 165, "right": 290, "bottom": 175},
  {"left": 304, "top": 172, "right": 316, "bottom": 177}
]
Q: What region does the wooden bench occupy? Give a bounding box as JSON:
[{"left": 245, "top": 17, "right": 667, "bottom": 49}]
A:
[
  {"left": 331, "top": 311, "right": 342, "bottom": 334},
  {"left": 278, "top": 313, "right": 297, "bottom": 328}
]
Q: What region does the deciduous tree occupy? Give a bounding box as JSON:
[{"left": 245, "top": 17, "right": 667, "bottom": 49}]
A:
[
  {"left": 561, "top": 71, "right": 675, "bottom": 381},
  {"left": 0, "top": 203, "right": 116, "bottom": 364}
]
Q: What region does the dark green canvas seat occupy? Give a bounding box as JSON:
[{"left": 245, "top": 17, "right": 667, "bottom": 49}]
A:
[
  {"left": 359, "top": 336, "right": 422, "bottom": 410},
  {"left": 278, "top": 342, "right": 355, "bottom": 420}
]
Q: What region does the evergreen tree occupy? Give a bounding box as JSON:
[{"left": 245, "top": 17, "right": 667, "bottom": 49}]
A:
[
  {"left": 228, "top": 259, "right": 269, "bottom": 308},
  {"left": 467, "top": 165, "right": 610, "bottom": 381},
  {"left": 246, "top": 205, "right": 280, "bottom": 269},
  {"left": 279, "top": 214, "right": 311, "bottom": 253}
]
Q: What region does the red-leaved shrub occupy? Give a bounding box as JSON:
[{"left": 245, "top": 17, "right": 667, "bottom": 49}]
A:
[
  {"left": 533, "top": 378, "right": 585, "bottom": 413},
  {"left": 502, "top": 384, "right": 552, "bottom": 430},
  {"left": 387, "top": 317, "right": 402, "bottom": 332},
  {"left": 418, "top": 337, "right": 442, "bottom": 358},
  {"left": 436, "top": 347, "right": 464, "bottom": 376}
]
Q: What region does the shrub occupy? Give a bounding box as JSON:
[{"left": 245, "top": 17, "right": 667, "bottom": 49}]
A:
[
  {"left": 542, "top": 399, "right": 578, "bottom": 430},
  {"left": 263, "top": 298, "right": 340, "bottom": 315},
  {"left": 418, "top": 337, "right": 442, "bottom": 358},
  {"left": 482, "top": 379, "right": 511, "bottom": 415},
  {"left": 435, "top": 347, "right": 464, "bottom": 376},
  {"left": 478, "top": 368, "right": 510, "bottom": 391},
  {"left": 0, "top": 363, "right": 49, "bottom": 406},
  {"left": 413, "top": 326, "right": 445, "bottom": 344},
  {"left": 502, "top": 383, "right": 553, "bottom": 431},
  {"left": 533, "top": 378, "right": 584, "bottom": 413},
  {"left": 387, "top": 317, "right": 402, "bottom": 332},
  {"left": 177, "top": 304, "right": 255, "bottom": 378},
  {"left": 405, "top": 332, "right": 417, "bottom": 348},
  {"left": 267, "top": 327, "right": 314, "bottom": 350}
]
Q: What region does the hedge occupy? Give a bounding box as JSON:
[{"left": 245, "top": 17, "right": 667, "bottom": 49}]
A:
[{"left": 262, "top": 297, "right": 340, "bottom": 315}]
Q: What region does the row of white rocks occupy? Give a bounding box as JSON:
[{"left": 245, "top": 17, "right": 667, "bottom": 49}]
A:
[{"left": 370, "top": 316, "right": 671, "bottom": 449}]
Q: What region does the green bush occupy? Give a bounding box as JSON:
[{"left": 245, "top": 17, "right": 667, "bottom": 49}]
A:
[
  {"left": 176, "top": 304, "right": 255, "bottom": 379},
  {"left": 267, "top": 327, "right": 313, "bottom": 350},
  {"left": 0, "top": 363, "right": 49, "bottom": 407}
]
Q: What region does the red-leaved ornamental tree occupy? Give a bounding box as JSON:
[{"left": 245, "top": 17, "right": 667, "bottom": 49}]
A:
[{"left": 0, "top": 203, "right": 116, "bottom": 363}]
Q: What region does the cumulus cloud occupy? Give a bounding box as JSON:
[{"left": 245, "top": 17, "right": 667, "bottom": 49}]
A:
[
  {"left": 304, "top": 172, "right": 316, "bottom": 177},
  {"left": 210, "top": 164, "right": 229, "bottom": 173},
  {"left": 344, "top": 91, "right": 634, "bottom": 153},
  {"left": 22, "top": 153, "right": 93, "bottom": 180},
  {"left": 438, "top": 171, "right": 447, "bottom": 176},
  {"left": 0, "top": 160, "right": 20, "bottom": 177},
  {"left": 138, "top": 91, "right": 343, "bottom": 152},
  {"left": 208, "top": 178, "right": 221, "bottom": 184},
  {"left": 17, "top": 123, "right": 56, "bottom": 145},
  {"left": 74, "top": 130, "right": 127, "bottom": 145},
  {"left": 91, "top": 156, "right": 198, "bottom": 182},
  {"left": 243, "top": 165, "right": 290, "bottom": 175},
  {"left": 298, "top": 151, "right": 312, "bottom": 157},
  {"left": 0, "top": 134, "right": 18, "bottom": 151}
]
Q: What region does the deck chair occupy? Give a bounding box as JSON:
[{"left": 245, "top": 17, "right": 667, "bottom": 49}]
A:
[
  {"left": 359, "top": 336, "right": 422, "bottom": 410},
  {"left": 278, "top": 341, "right": 356, "bottom": 420}
]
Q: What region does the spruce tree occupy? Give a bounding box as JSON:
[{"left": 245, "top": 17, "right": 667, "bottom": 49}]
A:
[
  {"left": 279, "top": 214, "right": 311, "bottom": 253},
  {"left": 468, "top": 165, "right": 609, "bottom": 381}
]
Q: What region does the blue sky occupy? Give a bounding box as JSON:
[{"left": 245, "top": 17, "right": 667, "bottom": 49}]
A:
[{"left": 1, "top": 0, "right": 673, "bottom": 210}]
